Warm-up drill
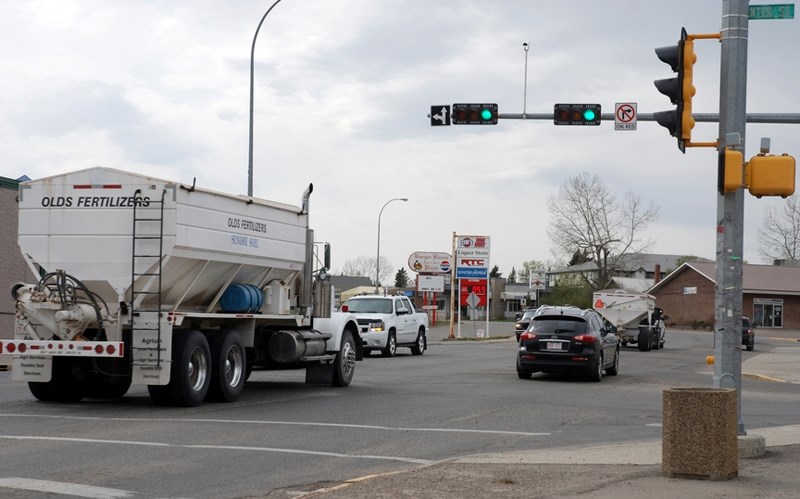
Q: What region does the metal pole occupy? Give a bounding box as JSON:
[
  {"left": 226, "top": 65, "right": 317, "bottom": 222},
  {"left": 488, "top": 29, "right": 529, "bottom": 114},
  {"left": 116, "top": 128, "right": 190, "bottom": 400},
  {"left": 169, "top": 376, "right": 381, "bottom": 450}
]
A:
[
  {"left": 248, "top": 0, "right": 284, "bottom": 197},
  {"left": 375, "top": 198, "right": 407, "bottom": 294},
  {"left": 522, "top": 42, "right": 530, "bottom": 119},
  {"left": 715, "top": 0, "right": 748, "bottom": 436}
]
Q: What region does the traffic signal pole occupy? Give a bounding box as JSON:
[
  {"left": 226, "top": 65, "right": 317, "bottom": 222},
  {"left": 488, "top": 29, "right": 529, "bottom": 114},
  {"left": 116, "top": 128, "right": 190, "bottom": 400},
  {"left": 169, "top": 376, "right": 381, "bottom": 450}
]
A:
[{"left": 715, "top": 0, "right": 748, "bottom": 436}]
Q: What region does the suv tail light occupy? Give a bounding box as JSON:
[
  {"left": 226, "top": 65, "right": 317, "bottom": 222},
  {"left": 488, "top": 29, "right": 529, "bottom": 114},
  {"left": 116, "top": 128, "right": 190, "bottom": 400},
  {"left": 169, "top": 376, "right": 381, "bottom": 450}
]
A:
[
  {"left": 573, "top": 334, "right": 597, "bottom": 343},
  {"left": 520, "top": 332, "right": 538, "bottom": 342}
]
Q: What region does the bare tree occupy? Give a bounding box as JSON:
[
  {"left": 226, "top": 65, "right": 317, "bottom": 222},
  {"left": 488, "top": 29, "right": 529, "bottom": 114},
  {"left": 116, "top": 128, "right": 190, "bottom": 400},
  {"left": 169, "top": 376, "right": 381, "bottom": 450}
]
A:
[
  {"left": 758, "top": 194, "right": 800, "bottom": 263},
  {"left": 340, "top": 255, "right": 395, "bottom": 286},
  {"left": 546, "top": 172, "right": 659, "bottom": 288}
]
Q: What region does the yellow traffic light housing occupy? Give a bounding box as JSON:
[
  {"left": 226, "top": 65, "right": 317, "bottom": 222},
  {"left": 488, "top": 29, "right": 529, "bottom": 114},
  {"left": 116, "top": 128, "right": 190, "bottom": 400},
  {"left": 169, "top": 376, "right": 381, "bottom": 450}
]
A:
[
  {"left": 745, "top": 154, "right": 796, "bottom": 198},
  {"left": 718, "top": 149, "right": 743, "bottom": 194},
  {"left": 680, "top": 37, "right": 696, "bottom": 144}
]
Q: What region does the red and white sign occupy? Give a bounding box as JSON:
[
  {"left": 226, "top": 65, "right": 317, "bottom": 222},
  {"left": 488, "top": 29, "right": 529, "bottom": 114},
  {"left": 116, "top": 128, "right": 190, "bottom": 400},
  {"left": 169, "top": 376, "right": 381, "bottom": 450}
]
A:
[
  {"left": 460, "top": 258, "right": 485, "bottom": 267},
  {"left": 614, "top": 102, "right": 637, "bottom": 131},
  {"left": 459, "top": 278, "right": 487, "bottom": 307},
  {"left": 408, "top": 251, "right": 452, "bottom": 274}
]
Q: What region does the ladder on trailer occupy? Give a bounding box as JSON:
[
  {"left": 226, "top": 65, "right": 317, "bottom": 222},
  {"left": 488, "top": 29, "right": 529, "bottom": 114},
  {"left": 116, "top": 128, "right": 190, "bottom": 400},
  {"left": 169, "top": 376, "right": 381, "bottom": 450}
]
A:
[{"left": 130, "top": 189, "right": 166, "bottom": 368}]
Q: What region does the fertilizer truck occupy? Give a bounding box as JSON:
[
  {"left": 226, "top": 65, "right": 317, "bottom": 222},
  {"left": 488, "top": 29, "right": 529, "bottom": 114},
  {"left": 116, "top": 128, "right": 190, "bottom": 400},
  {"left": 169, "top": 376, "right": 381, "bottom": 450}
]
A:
[
  {"left": 1, "top": 167, "right": 362, "bottom": 406},
  {"left": 592, "top": 289, "right": 667, "bottom": 351}
]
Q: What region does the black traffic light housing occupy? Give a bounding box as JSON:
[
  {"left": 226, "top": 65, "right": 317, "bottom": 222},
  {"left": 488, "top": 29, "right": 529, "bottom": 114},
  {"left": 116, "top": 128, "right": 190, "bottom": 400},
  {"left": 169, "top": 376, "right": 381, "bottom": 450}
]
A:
[
  {"left": 654, "top": 27, "right": 695, "bottom": 152},
  {"left": 452, "top": 103, "right": 498, "bottom": 125},
  {"left": 553, "top": 104, "right": 602, "bottom": 125}
]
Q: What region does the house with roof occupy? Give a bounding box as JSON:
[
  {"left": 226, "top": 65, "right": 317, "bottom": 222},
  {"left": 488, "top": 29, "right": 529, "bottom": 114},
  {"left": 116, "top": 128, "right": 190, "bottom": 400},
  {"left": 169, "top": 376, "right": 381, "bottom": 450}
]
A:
[
  {"left": 648, "top": 260, "right": 800, "bottom": 329},
  {"left": 547, "top": 253, "right": 710, "bottom": 290}
]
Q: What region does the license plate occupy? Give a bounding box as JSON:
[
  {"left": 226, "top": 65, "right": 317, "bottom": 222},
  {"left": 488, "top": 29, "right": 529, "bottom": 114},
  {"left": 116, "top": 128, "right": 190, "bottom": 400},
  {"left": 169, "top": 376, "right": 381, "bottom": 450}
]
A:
[{"left": 546, "top": 342, "right": 562, "bottom": 351}]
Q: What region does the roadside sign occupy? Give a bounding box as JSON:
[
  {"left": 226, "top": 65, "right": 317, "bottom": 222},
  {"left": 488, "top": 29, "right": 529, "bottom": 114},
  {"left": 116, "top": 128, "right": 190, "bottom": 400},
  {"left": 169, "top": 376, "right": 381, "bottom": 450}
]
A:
[
  {"left": 460, "top": 279, "right": 487, "bottom": 307},
  {"left": 430, "top": 105, "right": 451, "bottom": 126},
  {"left": 749, "top": 4, "right": 794, "bottom": 19},
  {"left": 614, "top": 102, "right": 637, "bottom": 131},
  {"left": 466, "top": 292, "right": 480, "bottom": 309},
  {"left": 417, "top": 275, "right": 445, "bottom": 293},
  {"left": 456, "top": 235, "right": 490, "bottom": 279},
  {"left": 409, "top": 251, "right": 452, "bottom": 274}
]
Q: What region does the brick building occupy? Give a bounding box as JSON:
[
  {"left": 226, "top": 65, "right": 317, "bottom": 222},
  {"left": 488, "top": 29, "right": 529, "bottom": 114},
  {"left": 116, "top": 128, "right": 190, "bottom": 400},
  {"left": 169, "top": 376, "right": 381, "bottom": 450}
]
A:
[{"left": 649, "top": 261, "right": 800, "bottom": 329}]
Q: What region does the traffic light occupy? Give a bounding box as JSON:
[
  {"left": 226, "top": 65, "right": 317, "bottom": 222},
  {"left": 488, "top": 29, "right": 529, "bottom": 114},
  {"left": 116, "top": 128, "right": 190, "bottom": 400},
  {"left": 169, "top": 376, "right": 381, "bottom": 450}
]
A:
[
  {"left": 553, "top": 104, "right": 601, "bottom": 125},
  {"left": 654, "top": 28, "right": 696, "bottom": 152},
  {"left": 718, "top": 148, "right": 743, "bottom": 194},
  {"left": 745, "top": 154, "right": 796, "bottom": 198},
  {"left": 451, "top": 103, "right": 498, "bottom": 125}
]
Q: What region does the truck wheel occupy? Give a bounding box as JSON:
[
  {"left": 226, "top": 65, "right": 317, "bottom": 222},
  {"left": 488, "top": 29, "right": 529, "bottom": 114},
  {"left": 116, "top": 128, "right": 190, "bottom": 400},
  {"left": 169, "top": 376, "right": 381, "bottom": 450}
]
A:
[
  {"left": 410, "top": 329, "right": 426, "bottom": 355},
  {"left": 382, "top": 331, "right": 397, "bottom": 357},
  {"left": 638, "top": 329, "right": 652, "bottom": 352},
  {"left": 206, "top": 331, "right": 246, "bottom": 402},
  {"left": 332, "top": 330, "right": 357, "bottom": 387},
  {"left": 148, "top": 330, "right": 210, "bottom": 406},
  {"left": 28, "top": 357, "right": 87, "bottom": 403}
]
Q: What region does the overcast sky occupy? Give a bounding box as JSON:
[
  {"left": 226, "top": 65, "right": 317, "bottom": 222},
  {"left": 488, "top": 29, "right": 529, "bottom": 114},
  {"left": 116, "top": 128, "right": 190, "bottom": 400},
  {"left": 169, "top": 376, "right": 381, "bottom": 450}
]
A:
[{"left": 2, "top": 1, "right": 799, "bottom": 277}]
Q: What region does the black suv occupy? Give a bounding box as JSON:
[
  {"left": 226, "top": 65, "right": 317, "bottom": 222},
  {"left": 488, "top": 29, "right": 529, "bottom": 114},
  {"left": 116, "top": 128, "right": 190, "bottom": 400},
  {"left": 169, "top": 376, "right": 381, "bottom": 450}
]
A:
[
  {"left": 742, "top": 316, "right": 755, "bottom": 351},
  {"left": 517, "top": 307, "right": 619, "bottom": 382}
]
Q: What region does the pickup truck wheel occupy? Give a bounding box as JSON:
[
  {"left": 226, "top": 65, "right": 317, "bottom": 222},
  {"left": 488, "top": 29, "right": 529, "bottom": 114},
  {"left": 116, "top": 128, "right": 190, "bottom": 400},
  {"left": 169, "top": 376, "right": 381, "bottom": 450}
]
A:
[
  {"left": 332, "top": 330, "right": 357, "bottom": 387},
  {"left": 206, "top": 331, "right": 246, "bottom": 402},
  {"left": 382, "top": 331, "right": 397, "bottom": 357},
  {"left": 410, "top": 329, "right": 426, "bottom": 355}
]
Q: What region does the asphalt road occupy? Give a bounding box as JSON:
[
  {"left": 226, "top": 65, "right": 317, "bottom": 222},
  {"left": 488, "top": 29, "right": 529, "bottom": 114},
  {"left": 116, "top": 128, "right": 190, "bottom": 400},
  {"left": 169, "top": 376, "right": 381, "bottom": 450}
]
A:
[{"left": 0, "top": 327, "right": 797, "bottom": 498}]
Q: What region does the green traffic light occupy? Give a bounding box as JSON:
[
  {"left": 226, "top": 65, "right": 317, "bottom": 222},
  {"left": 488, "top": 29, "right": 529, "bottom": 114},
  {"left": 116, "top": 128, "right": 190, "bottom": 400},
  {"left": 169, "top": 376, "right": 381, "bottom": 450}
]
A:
[
  {"left": 481, "top": 108, "right": 493, "bottom": 121},
  {"left": 583, "top": 109, "right": 596, "bottom": 121}
]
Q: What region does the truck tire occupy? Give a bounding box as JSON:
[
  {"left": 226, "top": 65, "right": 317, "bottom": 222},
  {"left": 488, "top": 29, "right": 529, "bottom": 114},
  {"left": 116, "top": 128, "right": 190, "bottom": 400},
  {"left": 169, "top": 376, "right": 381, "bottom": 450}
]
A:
[
  {"left": 148, "top": 330, "right": 210, "bottom": 406},
  {"left": 638, "top": 329, "right": 652, "bottom": 352},
  {"left": 332, "top": 330, "right": 357, "bottom": 387},
  {"left": 206, "top": 331, "right": 246, "bottom": 402},
  {"left": 28, "top": 357, "right": 87, "bottom": 403},
  {"left": 410, "top": 328, "right": 426, "bottom": 355},
  {"left": 382, "top": 330, "right": 397, "bottom": 357}
]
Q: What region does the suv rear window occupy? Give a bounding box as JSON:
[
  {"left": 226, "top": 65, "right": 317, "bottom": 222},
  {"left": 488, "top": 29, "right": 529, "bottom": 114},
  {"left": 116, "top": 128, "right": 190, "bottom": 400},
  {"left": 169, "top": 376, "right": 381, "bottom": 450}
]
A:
[{"left": 530, "top": 316, "right": 588, "bottom": 335}]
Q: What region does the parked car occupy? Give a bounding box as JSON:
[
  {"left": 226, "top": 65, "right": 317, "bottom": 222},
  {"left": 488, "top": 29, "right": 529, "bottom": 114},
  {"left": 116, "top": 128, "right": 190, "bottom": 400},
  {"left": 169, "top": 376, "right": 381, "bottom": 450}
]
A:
[
  {"left": 514, "top": 308, "right": 540, "bottom": 341},
  {"left": 516, "top": 307, "right": 619, "bottom": 382},
  {"left": 742, "top": 316, "right": 755, "bottom": 351}
]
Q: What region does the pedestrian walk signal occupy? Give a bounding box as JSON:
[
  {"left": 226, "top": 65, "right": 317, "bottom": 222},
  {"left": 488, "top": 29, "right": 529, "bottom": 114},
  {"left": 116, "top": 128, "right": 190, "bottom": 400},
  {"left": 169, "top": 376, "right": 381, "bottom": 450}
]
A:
[{"left": 553, "top": 104, "right": 602, "bottom": 125}]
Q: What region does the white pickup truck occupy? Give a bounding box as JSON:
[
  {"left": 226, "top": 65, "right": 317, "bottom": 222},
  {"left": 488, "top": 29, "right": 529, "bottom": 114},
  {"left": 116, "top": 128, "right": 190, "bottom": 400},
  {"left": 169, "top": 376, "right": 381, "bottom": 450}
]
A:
[{"left": 341, "top": 295, "right": 428, "bottom": 357}]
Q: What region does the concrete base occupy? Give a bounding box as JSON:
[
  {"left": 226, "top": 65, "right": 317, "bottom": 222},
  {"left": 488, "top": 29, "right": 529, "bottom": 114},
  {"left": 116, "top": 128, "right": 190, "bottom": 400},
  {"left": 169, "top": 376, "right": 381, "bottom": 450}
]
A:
[{"left": 739, "top": 434, "right": 767, "bottom": 458}]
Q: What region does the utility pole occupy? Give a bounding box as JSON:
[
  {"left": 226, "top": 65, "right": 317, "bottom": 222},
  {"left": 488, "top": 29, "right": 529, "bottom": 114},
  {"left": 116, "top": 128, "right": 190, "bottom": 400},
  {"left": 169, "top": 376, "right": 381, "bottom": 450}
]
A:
[{"left": 715, "top": 0, "right": 748, "bottom": 435}]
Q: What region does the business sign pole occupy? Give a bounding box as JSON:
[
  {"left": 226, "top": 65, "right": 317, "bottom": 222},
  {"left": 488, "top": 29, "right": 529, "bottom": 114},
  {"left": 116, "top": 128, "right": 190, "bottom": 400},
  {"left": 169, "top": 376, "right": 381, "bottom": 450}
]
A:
[{"left": 455, "top": 235, "right": 491, "bottom": 338}]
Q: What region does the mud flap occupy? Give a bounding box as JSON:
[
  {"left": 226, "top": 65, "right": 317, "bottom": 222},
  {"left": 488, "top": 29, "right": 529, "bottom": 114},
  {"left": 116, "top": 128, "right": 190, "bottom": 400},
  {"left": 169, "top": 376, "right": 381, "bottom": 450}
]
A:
[{"left": 305, "top": 363, "right": 334, "bottom": 385}]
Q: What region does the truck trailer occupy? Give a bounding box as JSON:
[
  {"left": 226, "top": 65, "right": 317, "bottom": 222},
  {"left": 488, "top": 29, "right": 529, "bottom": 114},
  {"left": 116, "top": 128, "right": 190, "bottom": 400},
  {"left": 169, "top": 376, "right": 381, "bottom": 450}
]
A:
[
  {"left": 592, "top": 289, "right": 666, "bottom": 351},
  {"left": 2, "top": 167, "right": 362, "bottom": 406}
]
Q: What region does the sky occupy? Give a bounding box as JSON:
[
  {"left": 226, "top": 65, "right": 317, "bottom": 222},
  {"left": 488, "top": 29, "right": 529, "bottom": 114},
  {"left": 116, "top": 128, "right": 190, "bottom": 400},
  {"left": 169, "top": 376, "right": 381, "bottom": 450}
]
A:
[{"left": 2, "top": 0, "right": 799, "bottom": 278}]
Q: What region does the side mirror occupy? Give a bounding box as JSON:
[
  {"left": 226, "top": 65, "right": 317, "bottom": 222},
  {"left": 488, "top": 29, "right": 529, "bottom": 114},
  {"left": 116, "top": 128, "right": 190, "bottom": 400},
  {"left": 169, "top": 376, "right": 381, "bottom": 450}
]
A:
[
  {"left": 515, "top": 312, "right": 522, "bottom": 321},
  {"left": 397, "top": 307, "right": 409, "bottom": 316}
]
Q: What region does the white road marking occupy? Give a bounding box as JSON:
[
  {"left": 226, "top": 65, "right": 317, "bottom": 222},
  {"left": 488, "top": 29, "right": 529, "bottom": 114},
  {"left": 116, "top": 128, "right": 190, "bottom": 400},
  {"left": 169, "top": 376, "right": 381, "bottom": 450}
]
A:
[
  {"left": 0, "top": 435, "right": 435, "bottom": 465},
  {"left": 0, "top": 477, "right": 134, "bottom": 498},
  {"left": 0, "top": 413, "right": 549, "bottom": 437}
]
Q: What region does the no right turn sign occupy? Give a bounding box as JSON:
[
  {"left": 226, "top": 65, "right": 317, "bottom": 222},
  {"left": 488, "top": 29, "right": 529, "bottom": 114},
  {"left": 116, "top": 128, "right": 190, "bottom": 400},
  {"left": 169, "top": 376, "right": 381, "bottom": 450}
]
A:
[{"left": 614, "top": 102, "right": 637, "bottom": 131}]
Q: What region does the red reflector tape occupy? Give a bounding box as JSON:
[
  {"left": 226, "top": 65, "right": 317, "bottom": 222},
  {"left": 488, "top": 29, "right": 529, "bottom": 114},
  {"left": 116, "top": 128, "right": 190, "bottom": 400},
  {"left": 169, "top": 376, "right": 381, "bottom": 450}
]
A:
[{"left": 72, "top": 184, "right": 122, "bottom": 189}]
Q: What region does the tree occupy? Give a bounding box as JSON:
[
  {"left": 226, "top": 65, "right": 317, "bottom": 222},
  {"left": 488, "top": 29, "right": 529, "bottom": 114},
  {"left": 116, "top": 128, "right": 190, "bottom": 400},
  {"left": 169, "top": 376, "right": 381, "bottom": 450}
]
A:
[
  {"left": 518, "top": 260, "right": 553, "bottom": 283},
  {"left": 759, "top": 194, "right": 800, "bottom": 262},
  {"left": 489, "top": 265, "right": 502, "bottom": 278},
  {"left": 507, "top": 267, "right": 517, "bottom": 284},
  {"left": 547, "top": 172, "right": 659, "bottom": 289},
  {"left": 341, "top": 255, "right": 394, "bottom": 286},
  {"left": 394, "top": 268, "right": 410, "bottom": 288}
]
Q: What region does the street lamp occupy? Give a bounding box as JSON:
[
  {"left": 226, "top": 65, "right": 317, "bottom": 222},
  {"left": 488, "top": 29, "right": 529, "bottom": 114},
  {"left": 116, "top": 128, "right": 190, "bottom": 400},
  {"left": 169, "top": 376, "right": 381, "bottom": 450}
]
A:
[
  {"left": 248, "top": 0, "right": 284, "bottom": 197},
  {"left": 375, "top": 197, "right": 408, "bottom": 294}
]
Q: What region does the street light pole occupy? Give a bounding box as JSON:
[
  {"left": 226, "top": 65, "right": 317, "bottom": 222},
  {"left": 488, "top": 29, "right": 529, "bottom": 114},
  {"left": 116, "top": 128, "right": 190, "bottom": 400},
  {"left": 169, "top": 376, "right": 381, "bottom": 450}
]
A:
[
  {"left": 375, "top": 197, "right": 408, "bottom": 294},
  {"left": 248, "top": 0, "right": 284, "bottom": 197}
]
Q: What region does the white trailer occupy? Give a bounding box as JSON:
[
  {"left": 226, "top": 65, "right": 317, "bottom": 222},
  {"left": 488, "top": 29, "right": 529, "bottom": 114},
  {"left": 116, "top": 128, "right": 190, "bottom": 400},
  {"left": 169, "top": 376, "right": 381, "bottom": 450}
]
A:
[
  {"left": 2, "top": 167, "right": 362, "bottom": 406},
  {"left": 592, "top": 289, "right": 666, "bottom": 351}
]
